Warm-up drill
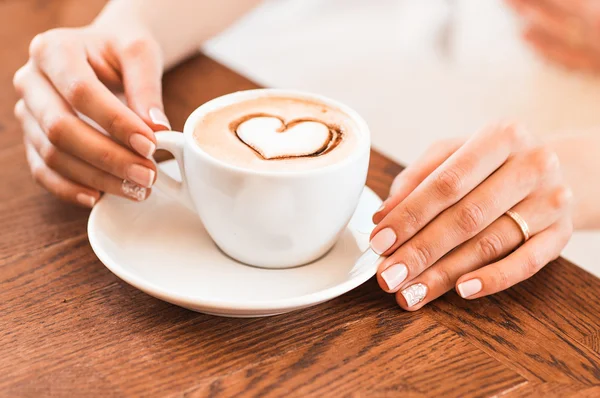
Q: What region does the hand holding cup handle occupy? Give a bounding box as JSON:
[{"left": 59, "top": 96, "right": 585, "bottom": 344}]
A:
[{"left": 154, "top": 131, "right": 195, "bottom": 212}]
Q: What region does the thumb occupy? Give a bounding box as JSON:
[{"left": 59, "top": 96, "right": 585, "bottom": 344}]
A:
[{"left": 119, "top": 37, "right": 171, "bottom": 132}]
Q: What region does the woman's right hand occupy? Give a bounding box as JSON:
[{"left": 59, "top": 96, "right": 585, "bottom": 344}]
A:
[{"left": 13, "top": 23, "right": 171, "bottom": 207}]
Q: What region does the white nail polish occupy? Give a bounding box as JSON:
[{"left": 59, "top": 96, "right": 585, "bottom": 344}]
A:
[{"left": 401, "top": 283, "right": 428, "bottom": 307}]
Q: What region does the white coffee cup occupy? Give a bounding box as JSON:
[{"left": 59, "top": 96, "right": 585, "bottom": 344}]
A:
[{"left": 155, "top": 89, "right": 370, "bottom": 268}]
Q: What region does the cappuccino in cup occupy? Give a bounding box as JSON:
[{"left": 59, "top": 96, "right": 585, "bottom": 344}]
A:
[
  {"left": 154, "top": 89, "right": 370, "bottom": 268},
  {"left": 192, "top": 96, "right": 359, "bottom": 171}
]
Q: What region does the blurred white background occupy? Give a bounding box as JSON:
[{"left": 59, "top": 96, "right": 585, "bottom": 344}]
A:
[{"left": 204, "top": 0, "right": 600, "bottom": 276}]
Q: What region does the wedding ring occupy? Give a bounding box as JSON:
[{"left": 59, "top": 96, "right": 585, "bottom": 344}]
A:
[{"left": 505, "top": 210, "right": 530, "bottom": 243}]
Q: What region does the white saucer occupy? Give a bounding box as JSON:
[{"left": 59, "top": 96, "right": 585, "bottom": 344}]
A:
[{"left": 88, "top": 160, "right": 383, "bottom": 317}]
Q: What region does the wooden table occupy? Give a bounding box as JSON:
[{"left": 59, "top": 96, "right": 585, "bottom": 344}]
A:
[{"left": 1, "top": 1, "right": 600, "bottom": 397}]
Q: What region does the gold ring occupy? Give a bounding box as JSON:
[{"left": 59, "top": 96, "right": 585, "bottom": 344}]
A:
[{"left": 505, "top": 210, "right": 530, "bottom": 242}]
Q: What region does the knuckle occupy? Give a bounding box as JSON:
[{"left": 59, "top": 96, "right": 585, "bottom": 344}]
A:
[
  {"left": 550, "top": 185, "right": 573, "bottom": 211},
  {"left": 40, "top": 144, "right": 60, "bottom": 169},
  {"left": 13, "top": 100, "right": 26, "bottom": 121},
  {"left": 524, "top": 251, "right": 545, "bottom": 277},
  {"left": 12, "top": 66, "right": 28, "bottom": 94},
  {"left": 29, "top": 32, "right": 50, "bottom": 58},
  {"left": 64, "top": 78, "right": 91, "bottom": 106},
  {"left": 29, "top": 29, "right": 70, "bottom": 60},
  {"left": 500, "top": 122, "right": 529, "bottom": 146},
  {"left": 455, "top": 201, "right": 486, "bottom": 236},
  {"left": 44, "top": 114, "right": 70, "bottom": 147},
  {"left": 410, "top": 241, "right": 434, "bottom": 269},
  {"left": 434, "top": 168, "right": 463, "bottom": 198},
  {"left": 107, "top": 112, "right": 124, "bottom": 135},
  {"left": 88, "top": 173, "right": 106, "bottom": 192},
  {"left": 435, "top": 267, "right": 454, "bottom": 289},
  {"left": 494, "top": 268, "right": 511, "bottom": 290},
  {"left": 475, "top": 232, "right": 505, "bottom": 260},
  {"left": 98, "top": 149, "right": 114, "bottom": 166},
  {"left": 401, "top": 205, "right": 423, "bottom": 232},
  {"left": 121, "top": 36, "right": 156, "bottom": 58},
  {"left": 529, "top": 146, "right": 560, "bottom": 175}
]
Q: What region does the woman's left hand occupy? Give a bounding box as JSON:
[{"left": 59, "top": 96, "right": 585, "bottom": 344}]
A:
[{"left": 370, "top": 124, "right": 573, "bottom": 310}]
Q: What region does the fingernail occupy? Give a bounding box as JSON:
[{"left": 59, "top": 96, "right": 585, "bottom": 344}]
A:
[
  {"left": 457, "top": 279, "right": 482, "bottom": 298},
  {"left": 130, "top": 134, "right": 156, "bottom": 159},
  {"left": 76, "top": 193, "right": 96, "bottom": 208},
  {"left": 370, "top": 228, "right": 397, "bottom": 255},
  {"left": 149, "top": 107, "right": 171, "bottom": 130},
  {"left": 376, "top": 203, "right": 386, "bottom": 213},
  {"left": 126, "top": 164, "right": 155, "bottom": 188},
  {"left": 401, "top": 283, "right": 428, "bottom": 307},
  {"left": 122, "top": 180, "right": 147, "bottom": 201},
  {"left": 381, "top": 263, "right": 408, "bottom": 290}
]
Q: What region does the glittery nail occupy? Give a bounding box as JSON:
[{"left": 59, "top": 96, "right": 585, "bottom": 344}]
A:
[
  {"left": 122, "top": 180, "right": 147, "bottom": 201},
  {"left": 401, "top": 283, "right": 428, "bottom": 307}
]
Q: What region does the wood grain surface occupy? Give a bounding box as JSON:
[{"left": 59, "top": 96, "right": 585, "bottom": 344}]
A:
[{"left": 1, "top": 1, "right": 599, "bottom": 397}]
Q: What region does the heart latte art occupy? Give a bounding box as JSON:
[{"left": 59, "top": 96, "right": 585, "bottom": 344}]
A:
[
  {"left": 232, "top": 114, "right": 342, "bottom": 160},
  {"left": 193, "top": 95, "right": 358, "bottom": 171}
]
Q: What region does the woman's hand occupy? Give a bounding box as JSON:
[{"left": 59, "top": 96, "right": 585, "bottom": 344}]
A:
[
  {"left": 370, "top": 124, "right": 573, "bottom": 310},
  {"left": 13, "top": 24, "right": 171, "bottom": 207},
  {"left": 507, "top": 0, "right": 600, "bottom": 73}
]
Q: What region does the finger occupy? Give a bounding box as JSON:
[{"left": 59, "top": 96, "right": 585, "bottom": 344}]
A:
[
  {"left": 373, "top": 138, "right": 462, "bottom": 224},
  {"left": 370, "top": 123, "right": 534, "bottom": 256},
  {"left": 507, "top": 0, "right": 573, "bottom": 40},
  {"left": 118, "top": 38, "right": 171, "bottom": 131},
  {"left": 19, "top": 102, "right": 150, "bottom": 202},
  {"left": 389, "top": 185, "right": 572, "bottom": 310},
  {"left": 377, "top": 146, "right": 560, "bottom": 293},
  {"left": 524, "top": 28, "right": 600, "bottom": 72},
  {"left": 23, "top": 139, "right": 99, "bottom": 208},
  {"left": 28, "top": 31, "right": 157, "bottom": 158},
  {"left": 13, "top": 65, "right": 157, "bottom": 188},
  {"left": 456, "top": 216, "right": 573, "bottom": 299}
]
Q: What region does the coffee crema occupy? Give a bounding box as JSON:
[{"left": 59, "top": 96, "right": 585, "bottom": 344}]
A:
[{"left": 193, "top": 96, "right": 359, "bottom": 171}]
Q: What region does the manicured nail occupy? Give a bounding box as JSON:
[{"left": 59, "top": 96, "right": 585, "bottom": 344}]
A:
[
  {"left": 376, "top": 203, "right": 386, "bottom": 213},
  {"left": 149, "top": 107, "right": 171, "bottom": 130},
  {"left": 457, "top": 279, "right": 482, "bottom": 298},
  {"left": 401, "top": 283, "right": 428, "bottom": 307},
  {"left": 126, "top": 164, "right": 155, "bottom": 188},
  {"left": 121, "top": 180, "right": 147, "bottom": 201},
  {"left": 130, "top": 133, "right": 156, "bottom": 159},
  {"left": 370, "top": 228, "right": 397, "bottom": 255},
  {"left": 76, "top": 193, "right": 96, "bottom": 208},
  {"left": 381, "top": 263, "right": 408, "bottom": 291}
]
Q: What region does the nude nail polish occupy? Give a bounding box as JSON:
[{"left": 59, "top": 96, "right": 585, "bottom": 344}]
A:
[
  {"left": 76, "top": 193, "right": 96, "bottom": 208},
  {"left": 130, "top": 134, "right": 156, "bottom": 159},
  {"left": 381, "top": 263, "right": 408, "bottom": 291},
  {"left": 149, "top": 107, "right": 171, "bottom": 130},
  {"left": 457, "top": 279, "right": 482, "bottom": 298},
  {"left": 370, "top": 228, "right": 396, "bottom": 255},
  {"left": 126, "top": 164, "right": 155, "bottom": 188}
]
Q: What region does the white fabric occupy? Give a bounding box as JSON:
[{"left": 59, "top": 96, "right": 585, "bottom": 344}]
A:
[{"left": 204, "top": 0, "right": 600, "bottom": 276}]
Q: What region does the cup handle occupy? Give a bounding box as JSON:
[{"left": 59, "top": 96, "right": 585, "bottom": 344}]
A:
[{"left": 154, "top": 131, "right": 195, "bottom": 212}]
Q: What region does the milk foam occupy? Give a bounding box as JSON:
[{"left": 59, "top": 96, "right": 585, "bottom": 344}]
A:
[
  {"left": 235, "top": 115, "right": 338, "bottom": 160},
  {"left": 193, "top": 96, "right": 359, "bottom": 171}
]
